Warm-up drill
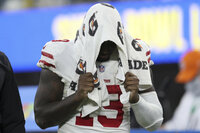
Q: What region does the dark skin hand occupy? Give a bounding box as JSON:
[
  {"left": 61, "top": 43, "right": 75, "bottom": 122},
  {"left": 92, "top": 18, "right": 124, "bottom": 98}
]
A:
[
  {"left": 124, "top": 72, "right": 140, "bottom": 103},
  {"left": 124, "top": 72, "right": 155, "bottom": 103},
  {"left": 76, "top": 73, "right": 95, "bottom": 100},
  {"left": 34, "top": 69, "right": 94, "bottom": 129}
]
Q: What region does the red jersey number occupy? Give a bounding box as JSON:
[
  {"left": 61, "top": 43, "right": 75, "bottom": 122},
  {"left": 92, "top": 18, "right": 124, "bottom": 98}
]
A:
[{"left": 75, "top": 85, "right": 124, "bottom": 127}]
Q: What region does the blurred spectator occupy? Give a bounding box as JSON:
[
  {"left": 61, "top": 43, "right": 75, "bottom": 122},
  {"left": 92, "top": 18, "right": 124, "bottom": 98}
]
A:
[
  {"left": 0, "top": 0, "right": 99, "bottom": 11},
  {"left": 33, "top": 0, "right": 70, "bottom": 8},
  {"left": 0, "top": 0, "right": 26, "bottom": 11},
  {"left": 0, "top": 0, "right": 151, "bottom": 11},
  {"left": 162, "top": 50, "right": 200, "bottom": 130},
  {"left": 0, "top": 51, "right": 25, "bottom": 133},
  {"left": 0, "top": 0, "right": 69, "bottom": 11}
]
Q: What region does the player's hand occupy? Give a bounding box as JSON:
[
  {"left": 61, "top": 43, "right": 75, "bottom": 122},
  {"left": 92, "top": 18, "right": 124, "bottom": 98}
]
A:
[
  {"left": 124, "top": 72, "right": 139, "bottom": 103},
  {"left": 76, "top": 72, "right": 94, "bottom": 101}
]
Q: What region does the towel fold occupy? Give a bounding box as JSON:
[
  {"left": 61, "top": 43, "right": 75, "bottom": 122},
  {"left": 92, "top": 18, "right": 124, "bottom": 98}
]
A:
[
  {"left": 117, "top": 30, "right": 153, "bottom": 104},
  {"left": 69, "top": 3, "right": 153, "bottom": 115},
  {"left": 118, "top": 31, "right": 153, "bottom": 87}
]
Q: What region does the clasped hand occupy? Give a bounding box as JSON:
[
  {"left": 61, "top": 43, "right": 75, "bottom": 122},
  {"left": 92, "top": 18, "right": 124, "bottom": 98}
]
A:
[
  {"left": 76, "top": 72, "right": 139, "bottom": 103},
  {"left": 124, "top": 72, "right": 139, "bottom": 103}
]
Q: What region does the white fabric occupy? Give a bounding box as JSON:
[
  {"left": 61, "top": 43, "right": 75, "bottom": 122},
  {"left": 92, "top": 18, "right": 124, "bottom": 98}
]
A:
[
  {"left": 119, "top": 32, "right": 153, "bottom": 104},
  {"left": 164, "top": 91, "right": 200, "bottom": 130},
  {"left": 164, "top": 74, "right": 200, "bottom": 130},
  {"left": 37, "top": 40, "right": 78, "bottom": 83},
  {"left": 185, "top": 74, "right": 200, "bottom": 96},
  {"left": 131, "top": 91, "right": 163, "bottom": 131},
  {"left": 186, "top": 97, "right": 200, "bottom": 130},
  {"left": 37, "top": 3, "right": 161, "bottom": 132},
  {"left": 164, "top": 92, "right": 193, "bottom": 130},
  {"left": 73, "top": 3, "right": 153, "bottom": 115},
  {"left": 37, "top": 2, "right": 153, "bottom": 119},
  {"left": 124, "top": 31, "right": 153, "bottom": 88},
  {"left": 58, "top": 60, "right": 130, "bottom": 133},
  {"left": 73, "top": 4, "right": 125, "bottom": 116}
]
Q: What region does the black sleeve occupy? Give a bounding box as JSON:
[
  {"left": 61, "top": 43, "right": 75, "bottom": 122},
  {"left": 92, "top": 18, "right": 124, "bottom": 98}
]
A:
[{"left": 0, "top": 51, "right": 25, "bottom": 133}]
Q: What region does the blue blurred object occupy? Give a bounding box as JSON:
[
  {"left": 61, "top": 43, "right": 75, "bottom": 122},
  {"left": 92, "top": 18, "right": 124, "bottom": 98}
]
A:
[
  {"left": 19, "top": 86, "right": 58, "bottom": 132},
  {"left": 0, "top": 0, "right": 200, "bottom": 73}
]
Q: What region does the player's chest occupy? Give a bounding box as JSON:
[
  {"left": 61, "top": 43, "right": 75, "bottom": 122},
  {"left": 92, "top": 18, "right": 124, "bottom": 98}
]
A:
[
  {"left": 97, "top": 60, "right": 119, "bottom": 85},
  {"left": 75, "top": 61, "right": 130, "bottom": 128}
]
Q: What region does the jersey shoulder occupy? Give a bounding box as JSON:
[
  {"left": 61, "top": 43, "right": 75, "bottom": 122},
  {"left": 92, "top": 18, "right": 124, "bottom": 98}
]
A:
[
  {"left": 37, "top": 39, "right": 75, "bottom": 69},
  {"left": 134, "top": 38, "right": 150, "bottom": 52},
  {"left": 134, "top": 38, "right": 153, "bottom": 66},
  {"left": 37, "top": 39, "right": 78, "bottom": 83},
  {"left": 42, "top": 39, "right": 73, "bottom": 56}
]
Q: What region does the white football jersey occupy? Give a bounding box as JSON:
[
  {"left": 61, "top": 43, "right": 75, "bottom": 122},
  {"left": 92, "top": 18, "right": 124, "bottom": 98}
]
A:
[
  {"left": 58, "top": 60, "right": 131, "bottom": 133},
  {"left": 37, "top": 2, "right": 155, "bottom": 132},
  {"left": 37, "top": 37, "right": 152, "bottom": 133}
]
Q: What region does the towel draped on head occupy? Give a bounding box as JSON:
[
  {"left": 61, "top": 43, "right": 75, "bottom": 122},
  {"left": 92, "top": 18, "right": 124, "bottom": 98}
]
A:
[
  {"left": 72, "top": 3, "right": 128, "bottom": 116},
  {"left": 70, "top": 3, "right": 153, "bottom": 117}
]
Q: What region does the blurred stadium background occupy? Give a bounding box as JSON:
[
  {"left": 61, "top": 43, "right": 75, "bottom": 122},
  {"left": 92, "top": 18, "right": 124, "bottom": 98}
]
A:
[{"left": 0, "top": 0, "right": 200, "bottom": 132}]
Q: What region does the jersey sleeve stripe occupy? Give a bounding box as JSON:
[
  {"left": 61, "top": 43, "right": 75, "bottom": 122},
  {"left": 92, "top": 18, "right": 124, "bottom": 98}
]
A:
[
  {"left": 41, "top": 51, "right": 54, "bottom": 59},
  {"left": 39, "top": 60, "right": 56, "bottom": 68},
  {"left": 148, "top": 57, "right": 151, "bottom": 63},
  {"left": 146, "top": 50, "right": 151, "bottom": 56},
  {"left": 52, "top": 39, "right": 69, "bottom": 42}
]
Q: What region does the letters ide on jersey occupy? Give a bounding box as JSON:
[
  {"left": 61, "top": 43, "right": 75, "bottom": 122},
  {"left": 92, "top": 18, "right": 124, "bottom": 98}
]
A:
[{"left": 37, "top": 3, "right": 152, "bottom": 133}]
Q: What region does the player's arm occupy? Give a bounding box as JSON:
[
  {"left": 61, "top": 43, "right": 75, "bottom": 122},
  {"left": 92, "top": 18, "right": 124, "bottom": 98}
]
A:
[
  {"left": 34, "top": 69, "right": 94, "bottom": 129},
  {"left": 133, "top": 86, "right": 163, "bottom": 131},
  {"left": 124, "top": 71, "right": 163, "bottom": 131}
]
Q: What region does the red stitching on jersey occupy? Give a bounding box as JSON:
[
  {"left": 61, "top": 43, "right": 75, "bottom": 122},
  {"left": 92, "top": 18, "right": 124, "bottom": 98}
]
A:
[
  {"left": 148, "top": 57, "right": 151, "bottom": 63},
  {"left": 39, "top": 60, "right": 55, "bottom": 68},
  {"left": 104, "top": 79, "right": 110, "bottom": 83},
  {"left": 146, "top": 50, "right": 151, "bottom": 56},
  {"left": 52, "top": 39, "right": 69, "bottom": 42},
  {"left": 42, "top": 51, "right": 54, "bottom": 59}
]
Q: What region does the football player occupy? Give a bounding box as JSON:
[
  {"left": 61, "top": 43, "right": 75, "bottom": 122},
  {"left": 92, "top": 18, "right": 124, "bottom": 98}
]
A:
[{"left": 34, "top": 3, "right": 163, "bottom": 133}]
